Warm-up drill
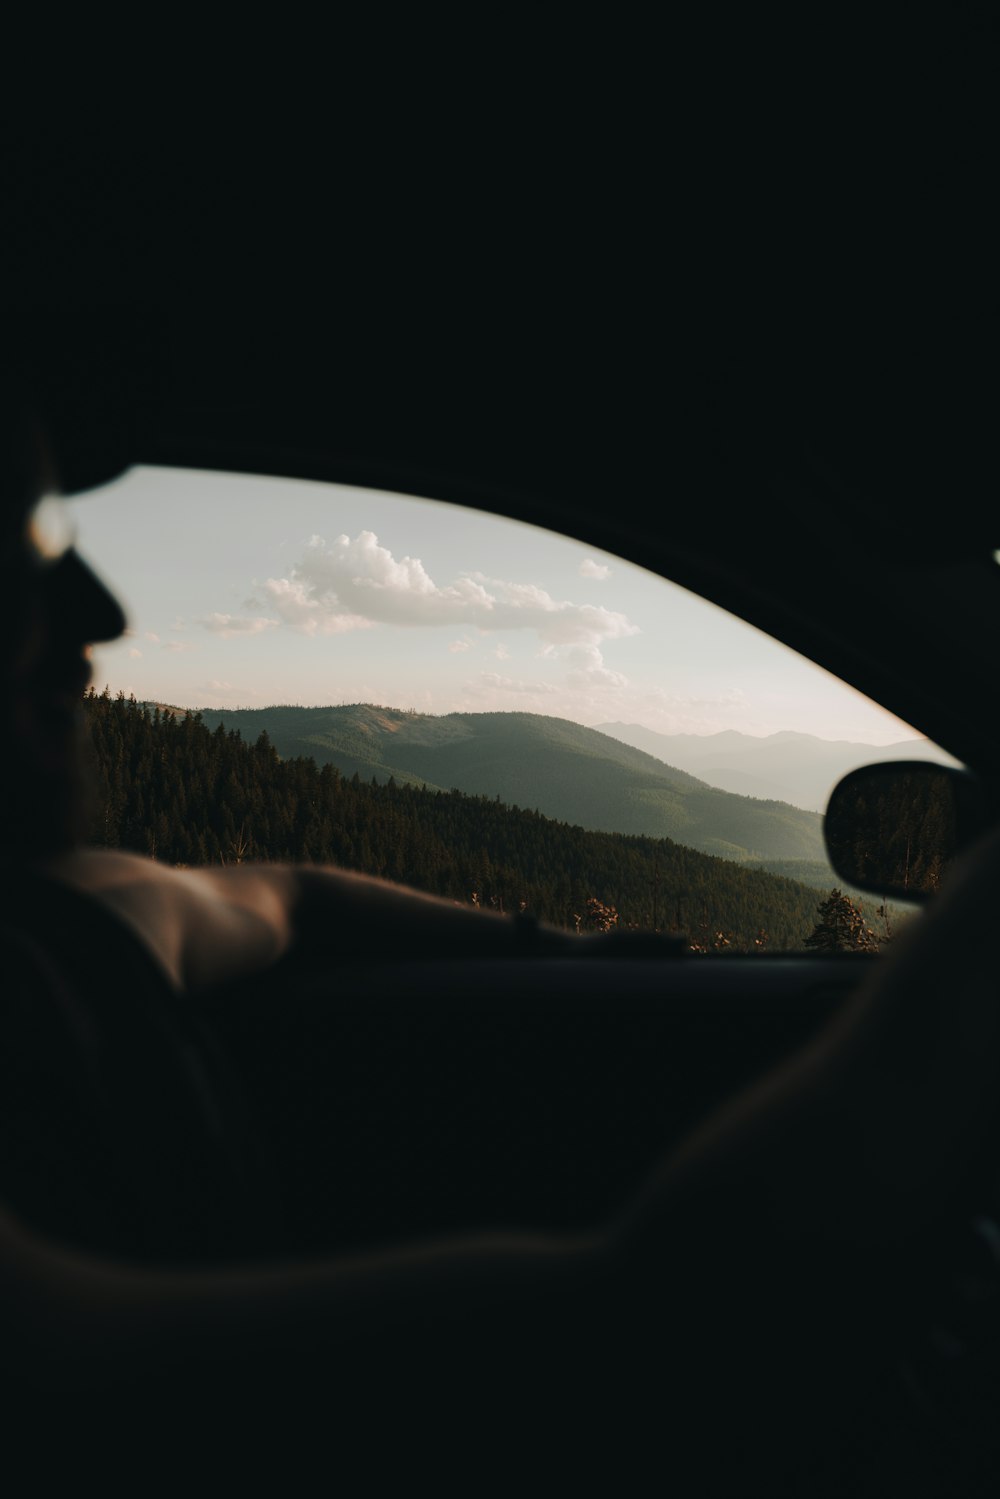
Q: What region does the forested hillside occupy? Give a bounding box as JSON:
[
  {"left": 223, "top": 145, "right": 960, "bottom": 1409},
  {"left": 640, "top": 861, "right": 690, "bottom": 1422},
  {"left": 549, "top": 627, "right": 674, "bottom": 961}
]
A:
[
  {"left": 85, "top": 691, "right": 831, "bottom": 950},
  {"left": 191, "top": 704, "right": 827, "bottom": 864}
]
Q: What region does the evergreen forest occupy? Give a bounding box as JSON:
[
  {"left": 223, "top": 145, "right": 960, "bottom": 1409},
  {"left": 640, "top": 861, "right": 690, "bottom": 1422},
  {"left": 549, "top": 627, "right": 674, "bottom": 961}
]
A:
[
  {"left": 190, "top": 703, "right": 827, "bottom": 864},
  {"left": 81, "top": 691, "right": 865, "bottom": 952}
]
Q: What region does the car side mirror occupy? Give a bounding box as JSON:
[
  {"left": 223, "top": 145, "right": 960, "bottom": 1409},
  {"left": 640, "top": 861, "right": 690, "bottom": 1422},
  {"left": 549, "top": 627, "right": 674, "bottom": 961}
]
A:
[{"left": 824, "top": 761, "right": 987, "bottom": 903}]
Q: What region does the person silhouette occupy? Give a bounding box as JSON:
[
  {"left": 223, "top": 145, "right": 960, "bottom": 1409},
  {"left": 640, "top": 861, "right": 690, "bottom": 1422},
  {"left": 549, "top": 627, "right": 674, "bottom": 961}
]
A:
[{"left": 0, "top": 385, "right": 615, "bottom": 1404}]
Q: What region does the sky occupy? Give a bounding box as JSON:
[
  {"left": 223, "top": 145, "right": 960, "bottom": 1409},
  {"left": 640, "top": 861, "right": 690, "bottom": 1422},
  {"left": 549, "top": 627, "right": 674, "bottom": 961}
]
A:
[{"left": 74, "top": 466, "right": 922, "bottom": 746}]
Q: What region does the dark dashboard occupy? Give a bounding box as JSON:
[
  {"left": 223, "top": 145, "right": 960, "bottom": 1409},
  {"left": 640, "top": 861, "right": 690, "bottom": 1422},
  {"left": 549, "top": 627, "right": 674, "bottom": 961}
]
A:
[{"left": 211, "top": 951, "right": 858, "bottom": 1255}]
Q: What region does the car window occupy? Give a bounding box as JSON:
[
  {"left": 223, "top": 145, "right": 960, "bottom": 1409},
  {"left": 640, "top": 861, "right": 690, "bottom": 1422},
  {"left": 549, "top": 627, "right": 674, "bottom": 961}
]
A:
[{"left": 73, "top": 467, "right": 958, "bottom": 952}]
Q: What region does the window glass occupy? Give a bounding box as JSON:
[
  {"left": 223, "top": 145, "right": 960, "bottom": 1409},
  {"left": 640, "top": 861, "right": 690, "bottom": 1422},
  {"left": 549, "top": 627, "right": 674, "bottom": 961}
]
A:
[{"left": 74, "top": 467, "right": 957, "bottom": 950}]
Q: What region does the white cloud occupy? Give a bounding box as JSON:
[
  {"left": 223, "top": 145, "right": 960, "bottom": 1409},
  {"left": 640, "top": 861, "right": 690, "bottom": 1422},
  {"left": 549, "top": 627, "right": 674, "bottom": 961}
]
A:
[
  {"left": 494, "top": 643, "right": 510, "bottom": 660},
  {"left": 202, "top": 612, "right": 281, "bottom": 639},
  {"left": 579, "top": 559, "right": 610, "bottom": 580},
  {"left": 144, "top": 631, "right": 160, "bottom": 644},
  {"left": 127, "top": 647, "right": 143, "bottom": 659},
  {"left": 162, "top": 640, "right": 197, "bottom": 654},
  {"left": 257, "top": 576, "right": 372, "bottom": 637},
  {"left": 259, "top": 531, "right": 639, "bottom": 648},
  {"left": 448, "top": 640, "right": 472, "bottom": 653},
  {"left": 563, "top": 645, "right": 628, "bottom": 691}
]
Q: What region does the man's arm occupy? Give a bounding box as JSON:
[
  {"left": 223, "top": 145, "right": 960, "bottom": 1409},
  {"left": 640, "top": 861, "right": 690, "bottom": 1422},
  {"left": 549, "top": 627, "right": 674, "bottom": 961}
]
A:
[
  {"left": 37, "top": 848, "right": 570, "bottom": 992},
  {"left": 0, "top": 1196, "right": 606, "bottom": 1393}
]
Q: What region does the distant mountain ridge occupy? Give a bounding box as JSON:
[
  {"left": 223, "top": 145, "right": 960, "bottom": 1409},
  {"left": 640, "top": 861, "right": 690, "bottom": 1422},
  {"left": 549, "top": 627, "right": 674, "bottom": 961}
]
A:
[
  {"left": 595, "top": 722, "right": 956, "bottom": 812},
  {"left": 188, "top": 704, "right": 827, "bottom": 865}
]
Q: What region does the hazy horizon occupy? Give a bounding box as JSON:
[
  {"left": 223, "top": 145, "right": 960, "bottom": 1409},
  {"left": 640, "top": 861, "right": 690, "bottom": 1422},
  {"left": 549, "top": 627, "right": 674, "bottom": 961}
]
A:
[
  {"left": 77, "top": 466, "right": 927, "bottom": 749},
  {"left": 109, "top": 696, "right": 931, "bottom": 752}
]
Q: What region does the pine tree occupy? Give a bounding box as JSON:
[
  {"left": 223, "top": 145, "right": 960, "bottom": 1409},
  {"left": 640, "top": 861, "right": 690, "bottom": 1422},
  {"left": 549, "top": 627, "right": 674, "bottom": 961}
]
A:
[{"left": 804, "top": 889, "right": 881, "bottom": 952}]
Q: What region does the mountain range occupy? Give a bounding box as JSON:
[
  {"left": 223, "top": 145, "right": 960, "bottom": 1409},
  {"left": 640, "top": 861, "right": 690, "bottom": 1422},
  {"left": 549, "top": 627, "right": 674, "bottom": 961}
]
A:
[
  {"left": 188, "top": 705, "right": 828, "bottom": 868},
  {"left": 595, "top": 722, "right": 956, "bottom": 812}
]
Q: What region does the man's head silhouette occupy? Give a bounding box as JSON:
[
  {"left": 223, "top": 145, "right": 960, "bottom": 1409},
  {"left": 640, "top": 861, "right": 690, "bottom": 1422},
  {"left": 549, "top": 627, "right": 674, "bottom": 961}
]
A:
[{"left": 1, "top": 390, "right": 127, "bottom": 854}]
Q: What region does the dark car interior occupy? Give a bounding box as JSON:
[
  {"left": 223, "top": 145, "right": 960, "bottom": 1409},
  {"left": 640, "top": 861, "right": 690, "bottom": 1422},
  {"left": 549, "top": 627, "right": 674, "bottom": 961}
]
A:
[{"left": 6, "top": 152, "right": 998, "bottom": 1485}]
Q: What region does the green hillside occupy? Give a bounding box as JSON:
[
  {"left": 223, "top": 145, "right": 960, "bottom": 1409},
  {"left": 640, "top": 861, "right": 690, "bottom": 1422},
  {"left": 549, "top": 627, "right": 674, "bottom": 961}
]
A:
[{"left": 192, "top": 705, "right": 826, "bottom": 864}]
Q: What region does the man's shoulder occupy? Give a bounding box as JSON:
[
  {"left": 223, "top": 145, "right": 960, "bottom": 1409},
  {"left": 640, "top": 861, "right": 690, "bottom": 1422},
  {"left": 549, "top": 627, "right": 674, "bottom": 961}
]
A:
[{"left": 35, "top": 846, "right": 172, "bottom": 891}]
